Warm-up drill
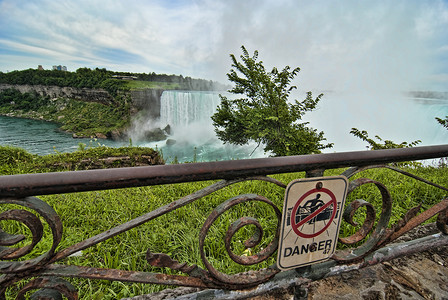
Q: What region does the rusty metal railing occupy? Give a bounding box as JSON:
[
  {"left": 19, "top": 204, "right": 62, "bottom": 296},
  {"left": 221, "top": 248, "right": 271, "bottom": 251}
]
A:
[{"left": 0, "top": 145, "right": 448, "bottom": 299}]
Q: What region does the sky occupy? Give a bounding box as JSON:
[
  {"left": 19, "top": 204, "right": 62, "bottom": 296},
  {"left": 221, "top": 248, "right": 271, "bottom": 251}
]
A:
[{"left": 0, "top": 0, "right": 448, "bottom": 92}]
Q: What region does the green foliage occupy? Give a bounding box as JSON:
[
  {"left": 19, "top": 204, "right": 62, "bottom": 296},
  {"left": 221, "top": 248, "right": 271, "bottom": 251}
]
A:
[
  {"left": 124, "top": 80, "right": 181, "bottom": 90},
  {"left": 0, "top": 88, "right": 131, "bottom": 138},
  {"left": 0, "top": 68, "right": 116, "bottom": 89},
  {"left": 0, "top": 145, "right": 35, "bottom": 166},
  {"left": 57, "top": 97, "right": 130, "bottom": 137},
  {"left": 350, "top": 128, "right": 421, "bottom": 150},
  {"left": 436, "top": 116, "right": 448, "bottom": 130},
  {"left": 0, "top": 89, "right": 50, "bottom": 112},
  {"left": 0, "top": 144, "right": 164, "bottom": 175},
  {"left": 212, "top": 46, "right": 333, "bottom": 156}
]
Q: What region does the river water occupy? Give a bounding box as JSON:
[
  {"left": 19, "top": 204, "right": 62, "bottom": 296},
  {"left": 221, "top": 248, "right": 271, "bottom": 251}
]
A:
[
  {"left": 0, "top": 115, "right": 128, "bottom": 155},
  {"left": 0, "top": 91, "right": 447, "bottom": 162}
]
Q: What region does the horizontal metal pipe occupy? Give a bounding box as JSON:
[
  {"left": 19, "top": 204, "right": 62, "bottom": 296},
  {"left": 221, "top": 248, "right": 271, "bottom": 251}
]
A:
[{"left": 0, "top": 144, "right": 447, "bottom": 198}]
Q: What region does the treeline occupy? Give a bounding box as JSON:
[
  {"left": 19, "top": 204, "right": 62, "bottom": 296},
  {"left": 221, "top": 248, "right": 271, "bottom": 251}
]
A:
[
  {"left": 135, "top": 72, "right": 229, "bottom": 91},
  {"left": 408, "top": 91, "right": 448, "bottom": 100},
  {"left": 0, "top": 68, "right": 228, "bottom": 92},
  {"left": 0, "top": 68, "right": 128, "bottom": 96}
]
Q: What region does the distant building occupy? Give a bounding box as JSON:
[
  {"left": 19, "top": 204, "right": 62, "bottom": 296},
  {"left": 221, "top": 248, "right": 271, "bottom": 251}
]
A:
[
  {"left": 53, "top": 65, "right": 67, "bottom": 71},
  {"left": 38, "top": 65, "right": 44, "bottom": 70}
]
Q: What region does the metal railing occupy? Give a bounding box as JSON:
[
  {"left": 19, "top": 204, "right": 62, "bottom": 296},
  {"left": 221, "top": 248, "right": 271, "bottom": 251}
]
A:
[{"left": 0, "top": 145, "right": 448, "bottom": 299}]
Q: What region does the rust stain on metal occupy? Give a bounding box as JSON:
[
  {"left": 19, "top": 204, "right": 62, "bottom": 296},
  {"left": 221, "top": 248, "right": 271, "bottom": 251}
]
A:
[
  {"left": 387, "top": 198, "right": 448, "bottom": 243},
  {"left": 0, "top": 145, "right": 446, "bottom": 198},
  {"left": 339, "top": 199, "right": 376, "bottom": 244}
]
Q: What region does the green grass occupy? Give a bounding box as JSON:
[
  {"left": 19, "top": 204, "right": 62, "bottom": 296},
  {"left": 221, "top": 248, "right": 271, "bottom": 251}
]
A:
[
  {"left": 0, "top": 145, "right": 164, "bottom": 174},
  {"left": 125, "top": 80, "right": 181, "bottom": 90},
  {"left": 1, "top": 151, "right": 447, "bottom": 298}
]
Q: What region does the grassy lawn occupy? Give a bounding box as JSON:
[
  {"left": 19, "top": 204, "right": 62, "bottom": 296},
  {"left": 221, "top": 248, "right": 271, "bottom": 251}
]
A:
[{"left": 125, "top": 80, "right": 181, "bottom": 90}]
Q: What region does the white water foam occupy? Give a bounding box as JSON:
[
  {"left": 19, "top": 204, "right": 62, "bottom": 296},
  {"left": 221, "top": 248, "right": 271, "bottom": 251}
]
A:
[{"left": 137, "top": 91, "right": 266, "bottom": 163}]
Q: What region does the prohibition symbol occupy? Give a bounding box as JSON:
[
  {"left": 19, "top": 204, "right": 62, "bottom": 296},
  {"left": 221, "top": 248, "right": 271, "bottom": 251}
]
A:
[
  {"left": 277, "top": 176, "right": 348, "bottom": 271},
  {"left": 290, "top": 187, "right": 337, "bottom": 238}
]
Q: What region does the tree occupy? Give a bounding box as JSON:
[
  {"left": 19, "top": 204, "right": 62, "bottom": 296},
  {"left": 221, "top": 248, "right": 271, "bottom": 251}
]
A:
[
  {"left": 350, "top": 128, "right": 421, "bottom": 150},
  {"left": 211, "top": 46, "right": 332, "bottom": 156}
]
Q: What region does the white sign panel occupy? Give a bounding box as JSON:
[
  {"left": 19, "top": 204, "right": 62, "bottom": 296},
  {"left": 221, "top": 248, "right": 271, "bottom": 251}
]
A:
[{"left": 277, "top": 176, "right": 348, "bottom": 271}]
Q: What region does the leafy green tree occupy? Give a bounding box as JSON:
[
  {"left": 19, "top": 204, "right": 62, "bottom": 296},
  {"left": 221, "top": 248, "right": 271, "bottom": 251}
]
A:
[
  {"left": 350, "top": 128, "right": 421, "bottom": 150},
  {"left": 212, "top": 46, "right": 332, "bottom": 156}
]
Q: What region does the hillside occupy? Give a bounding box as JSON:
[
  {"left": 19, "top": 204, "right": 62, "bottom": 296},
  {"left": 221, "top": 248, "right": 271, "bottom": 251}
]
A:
[{"left": 0, "top": 68, "right": 227, "bottom": 139}]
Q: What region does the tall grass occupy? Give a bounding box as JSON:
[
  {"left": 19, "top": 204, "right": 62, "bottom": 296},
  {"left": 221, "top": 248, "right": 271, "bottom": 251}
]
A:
[{"left": 1, "top": 147, "right": 447, "bottom": 298}]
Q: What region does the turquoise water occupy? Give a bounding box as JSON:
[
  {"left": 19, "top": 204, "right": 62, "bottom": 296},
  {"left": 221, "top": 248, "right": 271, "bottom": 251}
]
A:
[
  {"left": 0, "top": 115, "right": 128, "bottom": 155},
  {"left": 0, "top": 114, "right": 262, "bottom": 162}
]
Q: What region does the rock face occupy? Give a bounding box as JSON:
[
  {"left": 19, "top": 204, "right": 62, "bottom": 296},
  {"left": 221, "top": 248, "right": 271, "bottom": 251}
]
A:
[
  {"left": 142, "top": 128, "right": 167, "bottom": 142},
  {"left": 130, "top": 89, "right": 164, "bottom": 118},
  {"left": 0, "top": 84, "right": 167, "bottom": 139},
  {"left": 0, "top": 84, "right": 165, "bottom": 117},
  {"left": 0, "top": 84, "right": 114, "bottom": 105}
]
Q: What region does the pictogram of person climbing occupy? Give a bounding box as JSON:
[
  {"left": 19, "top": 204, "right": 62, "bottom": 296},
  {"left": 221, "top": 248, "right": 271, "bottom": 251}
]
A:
[{"left": 296, "top": 193, "right": 333, "bottom": 225}]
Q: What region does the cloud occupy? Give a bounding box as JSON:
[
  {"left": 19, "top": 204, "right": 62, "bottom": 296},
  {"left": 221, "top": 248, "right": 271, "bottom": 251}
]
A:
[
  {"left": 0, "top": 0, "right": 447, "bottom": 91},
  {"left": 203, "top": 0, "right": 448, "bottom": 92}
]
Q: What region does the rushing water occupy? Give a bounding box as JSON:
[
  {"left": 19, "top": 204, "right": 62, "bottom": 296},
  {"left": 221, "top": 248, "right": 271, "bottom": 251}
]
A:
[
  {"left": 160, "top": 91, "right": 221, "bottom": 128},
  {"left": 138, "top": 91, "right": 265, "bottom": 162},
  {"left": 1, "top": 90, "right": 447, "bottom": 162}
]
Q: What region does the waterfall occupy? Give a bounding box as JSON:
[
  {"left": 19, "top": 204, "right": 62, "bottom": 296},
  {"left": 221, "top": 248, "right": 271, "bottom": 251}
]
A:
[
  {"left": 140, "top": 90, "right": 264, "bottom": 163},
  {"left": 159, "top": 91, "right": 221, "bottom": 128}
]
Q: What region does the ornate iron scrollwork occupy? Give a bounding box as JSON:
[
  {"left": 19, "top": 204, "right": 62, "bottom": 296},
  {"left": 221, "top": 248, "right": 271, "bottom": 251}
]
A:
[
  {"left": 198, "top": 193, "right": 282, "bottom": 287},
  {"left": 332, "top": 165, "right": 448, "bottom": 263},
  {"left": 0, "top": 197, "right": 62, "bottom": 273},
  {"left": 0, "top": 197, "right": 76, "bottom": 298},
  {"left": 147, "top": 177, "right": 286, "bottom": 289},
  {"left": 333, "top": 178, "right": 392, "bottom": 262},
  {"left": 15, "top": 277, "right": 77, "bottom": 300}
]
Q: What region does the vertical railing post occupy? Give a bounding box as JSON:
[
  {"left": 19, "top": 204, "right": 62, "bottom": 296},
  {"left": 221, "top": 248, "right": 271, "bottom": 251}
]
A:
[{"left": 305, "top": 168, "right": 325, "bottom": 178}]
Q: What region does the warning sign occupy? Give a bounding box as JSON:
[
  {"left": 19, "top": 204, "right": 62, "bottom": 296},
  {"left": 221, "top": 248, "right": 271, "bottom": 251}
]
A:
[{"left": 277, "top": 176, "right": 348, "bottom": 270}]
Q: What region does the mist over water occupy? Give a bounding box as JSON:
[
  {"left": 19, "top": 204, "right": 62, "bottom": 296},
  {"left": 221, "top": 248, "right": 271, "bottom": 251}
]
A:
[
  {"left": 130, "top": 91, "right": 266, "bottom": 163},
  {"left": 302, "top": 91, "right": 448, "bottom": 152},
  {"left": 128, "top": 90, "right": 447, "bottom": 163},
  {"left": 198, "top": 1, "right": 448, "bottom": 155},
  {"left": 203, "top": 1, "right": 447, "bottom": 93}
]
